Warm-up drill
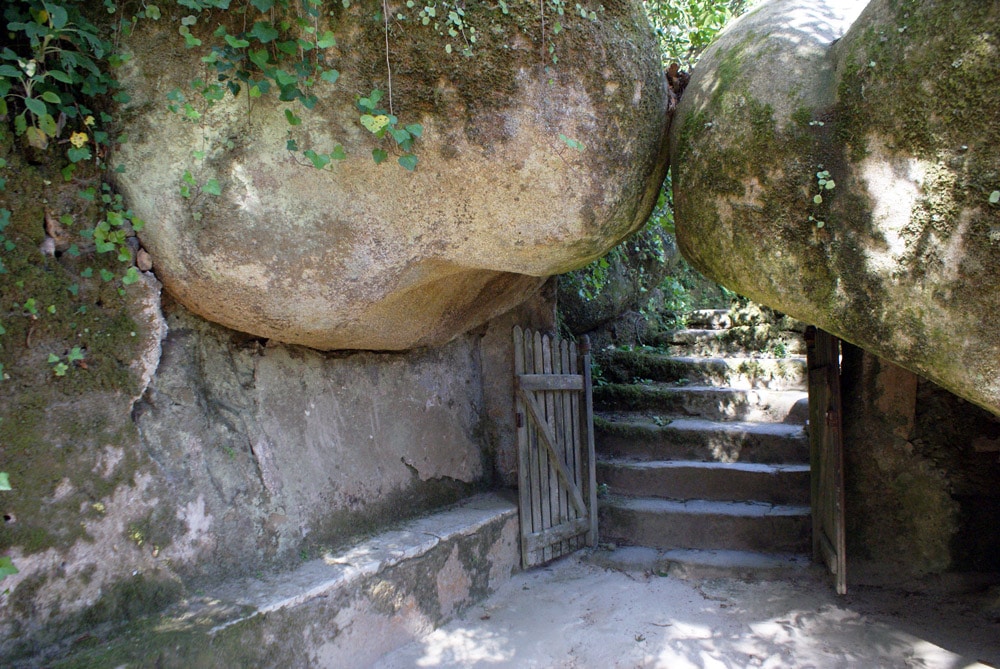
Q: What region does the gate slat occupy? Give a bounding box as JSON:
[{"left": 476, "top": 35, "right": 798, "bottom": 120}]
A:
[
  {"left": 527, "top": 333, "right": 543, "bottom": 565},
  {"left": 541, "top": 334, "right": 560, "bottom": 560},
  {"left": 549, "top": 339, "right": 572, "bottom": 555},
  {"left": 513, "top": 326, "right": 531, "bottom": 569},
  {"left": 534, "top": 331, "right": 552, "bottom": 563},
  {"left": 582, "top": 336, "right": 598, "bottom": 546},
  {"left": 560, "top": 339, "right": 575, "bottom": 552}
]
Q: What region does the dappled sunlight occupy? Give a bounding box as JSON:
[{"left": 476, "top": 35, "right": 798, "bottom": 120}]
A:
[
  {"left": 377, "top": 556, "right": 1000, "bottom": 668},
  {"left": 410, "top": 627, "right": 515, "bottom": 666},
  {"left": 640, "top": 598, "right": 995, "bottom": 669}
]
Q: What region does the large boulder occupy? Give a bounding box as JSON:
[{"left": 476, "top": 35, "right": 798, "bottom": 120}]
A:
[
  {"left": 670, "top": 0, "right": 1000, "bottom": 415},
  {"left": 113, "top": 0, "right": 670, "bottom": 350}
]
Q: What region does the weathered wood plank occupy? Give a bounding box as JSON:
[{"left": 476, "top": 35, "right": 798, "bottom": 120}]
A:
[
  {"left": 517, "top": 374, "right": 585, "bottom": 391},
  {"left": 518, "top": 390, "right": 589, "bottom": 516},
  {"left": 535, "top": 331, "right": 552, "bottom": 563},
  {"left": 526, "top": 332, "right": 543, "bottom": 565},
  {"left": 569, "top": 340, "right": 582, "bottom": 551},
  {"left": 514, "top": 326, "right": 531, "bottom": 569},
  {"left": 819, "top": 529, "right": 838, "bottom": 575},
  {"left": 807, "top": 327, "right": 847, "bottom": 595},
  {"left": 524, "top": 517, "right": 591, "bottom": 553},
  {"left": 558, "top": 339, "right": 573, "bottom": 556},
  {"left": 581, "top": 336, "right": 598, "bottom": 546}
]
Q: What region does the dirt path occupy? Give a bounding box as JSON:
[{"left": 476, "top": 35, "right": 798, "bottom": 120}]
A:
[{"left": 375, "top": 553, "right": 999, "bottom": 668}]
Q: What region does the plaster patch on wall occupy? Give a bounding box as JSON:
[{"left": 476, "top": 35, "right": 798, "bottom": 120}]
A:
[
  {"left": 173, "top": 495, "right": 214, "bottom": 561},
  {"left": 436, "top": 545, "right": 473, "bottom": 618}
]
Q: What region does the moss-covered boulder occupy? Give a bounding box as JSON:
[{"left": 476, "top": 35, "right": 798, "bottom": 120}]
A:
[
  {"left": 670, "top": 0, "right": 1000, "bottom": 416},
  {"left": 113, "top": 0, "right": 669, "bottom": 351},
  {"left": 558, "top": 223, "right": 676, "bottom": 335}
]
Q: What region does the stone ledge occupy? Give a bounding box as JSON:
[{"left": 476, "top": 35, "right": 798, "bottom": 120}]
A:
[{"left": 47, "top": 493, "right": 519, "bottom": 669}]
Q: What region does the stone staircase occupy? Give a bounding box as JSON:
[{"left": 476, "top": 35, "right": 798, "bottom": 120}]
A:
[{"left": 592, "top": 308, "right": 812, "bottom": 577}]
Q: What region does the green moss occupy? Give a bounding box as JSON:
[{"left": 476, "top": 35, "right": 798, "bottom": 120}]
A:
[
  {"left": 80, "top": 574, "right": 183, "bottom": 628},
  {"left": 0, "top": 151, "right": 154, "bottom": 559}
]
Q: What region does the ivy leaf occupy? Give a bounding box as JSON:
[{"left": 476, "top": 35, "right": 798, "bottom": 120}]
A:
[
  {"left": 330, "top": 145, "right": 347, "bottom": 160},
  {"left": 360, "top": 114, "right": 389, "bottom": 135},
  {"left": 405, "top": 124, "right": 423, "bottom": 138},
  {"left": 68, "top": 146, "right": 92, "bottom": 163},
  {"left": 0, "top": 472, "right": 10, "bottom": 491},
  {"left": 303, "top": 149, "right": 330, "bottom": 169},
  {"left": 67, "top": 347, "right": 85, "bottom": 362},
  {"left": 203, "top": 179, "right": 221, "bottom": 196},
  {"left": 100, "top": 268, "right": 115, "bottom": 282},
  {"left": 316, "top": 31, "right": 337, "bottom": 48},
  {"left": 0, "top": 556, "right": 17, "bottom": 579},
  {"left": 398, "top": 154, "right": 418, "bottom": 171},
  {"left": 47, "top": 353, "right": 60, "bottom": 364},
  {"left": 251, "top": 0, "right": 275, "bottom": 10},
  {"left": 372, "top": 148, "right": 388, "bottom": 164},
  {"left": 122, "top": 267, "right": 140, "bottom": 285},
  {"left": 389, "top": 127, "right": 411, "bottom": 146},
  {"left": 320, "top": 69, "right": 340, "bottom": 84},
  {"left": 250, "top": 21, "right": 279, "bottom": 43},
  {"left": 284, "top": 108, "right": 302, "bottom": 126},
  {"left": 53, "top": 362, "right": 69, "bottom": 377},
  {"left": 990, "top": 191, "right": 1000, "bottom": 205},
  {"left": 224, "top": 35, "right": 251, "bottom": 48}
]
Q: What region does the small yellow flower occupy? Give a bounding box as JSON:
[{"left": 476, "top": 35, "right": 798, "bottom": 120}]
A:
[
  {"left": 69, "top": 131, "right": 88, "bottom": 148},
  {"left": 84, "top": 115, "right": 95, "bottom": 127}
]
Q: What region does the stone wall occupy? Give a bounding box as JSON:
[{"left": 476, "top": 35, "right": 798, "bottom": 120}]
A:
[
  {"left": 0, "top": 285, "right": 552, "bottom": 659},
  {"left": 841, "top": 344, "right": 1000, "bottom": 581}
]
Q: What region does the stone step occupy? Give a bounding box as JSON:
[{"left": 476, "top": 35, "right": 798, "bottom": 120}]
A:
[
  {"left": 586, "top": 545, "right": 813, "bottom": 581},
  {"left": 597, "top": 459, "right": 811, "bottom": 505},
  {"left": 595, "top": 416, "right": 809, "bottom": 463},
  {"left": 594, "top": 384, "right": 809, "bottom": 424},
  {"left": 649, "top": 327, "right": 807, "bottom": 357},
  {"left": 599, "top": 496, "right": 811, "bottom": 554},
  {"left": 598, "top": 350, "right": 807, "bottom": 390},
  {"left": 48, "top": 495, "right": 519, "bottom": 669}
]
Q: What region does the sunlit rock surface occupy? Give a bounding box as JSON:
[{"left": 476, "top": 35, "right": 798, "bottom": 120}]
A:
[
  {"left": 671, "top": 0, "right": 1000, "bottom": 415},
  {"left": 114, "top": 0, "right": 670, "bottom": 350}
]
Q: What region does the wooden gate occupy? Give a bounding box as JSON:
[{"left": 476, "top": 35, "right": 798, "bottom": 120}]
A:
[
  {"left": 806, "top": 327, "right": 847, "bottom": 594},
  {"left": 513, "top": 327, "right": 597, "bottom": 568}
]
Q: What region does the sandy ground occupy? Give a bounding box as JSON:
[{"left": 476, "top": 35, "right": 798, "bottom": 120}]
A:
[{"left": 374, "top": 553, "right": 1000, "bottom": 669}]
